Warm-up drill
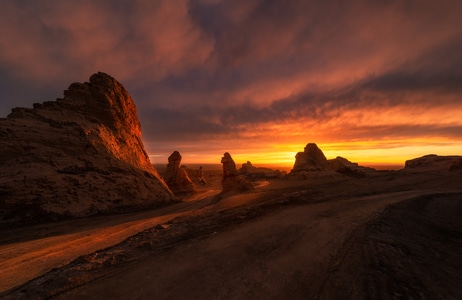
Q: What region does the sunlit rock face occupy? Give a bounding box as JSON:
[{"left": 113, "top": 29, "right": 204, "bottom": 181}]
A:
[
  {"left": 404, "top": 154, "right": 462, "bottom": 171},
  {"left": 0, "top": 72, "right": 175, "bottom": 224},
  {"left": 221, "top": 152, "right": 253, "bottom": 193},
  {"left": 291, "top": 143, "right": 330, "bottom": 172},
  {"left": 164, "top": 151, "right": 196, "bottom": 195}
]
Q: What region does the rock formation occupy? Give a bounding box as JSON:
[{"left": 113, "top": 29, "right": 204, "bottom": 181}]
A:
[
  {"left": 0, "top": 72, "right": 176, "bottom": 225},
  {"left": 404, "top": 154, "right": 462, "bottom": 171},
  {"left": 221, "top": 153, "right": 253, "bottom": 193},
  {"left": 198, "top": 166, "right": 207, "bottom": 184},
  {"left": 240, "top": 161, "right": 256, "bottom": 174},
  {"left": 291, "top": 143, "right": 330, "bottom": 172},
  {"left": 164, "top": 151, "right": 196, "bottom": 195},
  {"left": 239, "top": 161, "right": 284, "bottom": 179},
  {"left": 328, "top": 156, "right": 376, "bottom": 177},
  {"left": 288, "top": 143, "right": 378, "bottom": 178}
]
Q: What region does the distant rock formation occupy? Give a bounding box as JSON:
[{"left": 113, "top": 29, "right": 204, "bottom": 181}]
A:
[
  {"left": 221, "top": 153, "right": 253, "bottom": 193},
  {"left": 198, "top": 166, "right": 207, "bottom": 184},
  {"left": 239, "top": 161, "right": 285, "bottom": 179},
  {"left": 240, "top": 161, "right": 253, "bottom": 173},
  {"left": 288, "top": 143, "right": 379, "bottom": 179},
  {"left": 291, "top": 143, "right": 330, "bottom": 172},
  {"left": 221, "top": 152, "right": 238, "bottom": 192},
  {"left": 328, "top": 156, "right": 376, "bottom": 178},
  {"left": 0, "top": 72, "right": 176, "bottom": 225},
  {"left": 404, "top": 155, "right": 462, "bottom": 171},
  {"left": 164, "top": 151, "right": 196, "bottom": 195}
]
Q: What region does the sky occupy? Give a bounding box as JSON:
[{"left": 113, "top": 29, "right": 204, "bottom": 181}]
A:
[{"left": 1, "top": 0, "right": 462, "bottom": 169}]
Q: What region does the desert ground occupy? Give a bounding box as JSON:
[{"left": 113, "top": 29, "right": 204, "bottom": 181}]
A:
[{"left": 1, "top": 167, "right": 461, "bottom": 299}]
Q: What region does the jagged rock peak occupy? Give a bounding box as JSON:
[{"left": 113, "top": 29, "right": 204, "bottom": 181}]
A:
[
  {"left": 65, "top": 72, "right": 141, "bottom": 136},
  {"left": 8, "top": 72, "right": 141, "bottom": 140},
  {"left": 292, "top": 143, "right": 330, "bottom": 172}
]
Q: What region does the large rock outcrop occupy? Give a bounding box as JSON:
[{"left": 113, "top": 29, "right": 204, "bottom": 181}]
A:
[
  {"left": 404, "top": 155, "right": 462, "bottom": 171},
  {"left": 291, "top": 143, "right": 330, "bottom": 172},
  {"left": 221, "top": 153, "right": 253, "bottom": 193},
  {"left": 0, "top": 72, "right": 175, "bottom": 224},
  {"left": 164, "top": 151, "right": 196, "bottom": 195},
  {"left": 288, "top": 143, "right": 378, "bottom": 179}
]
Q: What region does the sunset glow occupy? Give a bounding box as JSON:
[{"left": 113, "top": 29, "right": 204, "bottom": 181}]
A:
[
  {"left": 1, "top": 0, "right": 461, "bottom": 168},
  {"left": 150, "top": 139, "right": 462, "bottom": 171}
]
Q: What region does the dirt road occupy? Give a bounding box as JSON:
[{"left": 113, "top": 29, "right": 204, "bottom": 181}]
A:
[
  {"left": 0, "top": 190, "right": 218, "bottom": 293},
  {"left": 54, "top": 190, "right": 446, "bottom": 299},
  {"left": 1, "top": 173, "right": 461, "bottom": 299}
]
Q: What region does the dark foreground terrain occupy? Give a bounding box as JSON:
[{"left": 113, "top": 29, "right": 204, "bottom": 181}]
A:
[{"left": 1, "top": 169, "right": 461, "bottom": 299}]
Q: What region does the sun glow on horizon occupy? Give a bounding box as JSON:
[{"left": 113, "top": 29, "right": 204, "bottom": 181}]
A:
[
  {"left": 149, "top": 138, "right": 462, "bottom": 171},
  {"left": 145, "top": 98, "right": 462, "bottom": 171}
]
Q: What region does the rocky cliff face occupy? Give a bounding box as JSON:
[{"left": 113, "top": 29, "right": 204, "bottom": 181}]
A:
[
  {"left": 0, "top": 72, "right": 175, "bottom": 224},
  {"left": 164, "top": 151, "right": 196, "bottom": 195}
]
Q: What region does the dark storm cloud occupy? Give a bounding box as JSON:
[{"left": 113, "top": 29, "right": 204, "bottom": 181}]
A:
[
  {"left": 360, "top": 38, "right": 462, "bottom": 95},
  {"left": 142, "top": 0, "right": 462, "bottom": 131},
  {"left": 144, "top": 22, "right": 462, "bottom": 133},
  {"left": 140, "top": 107, "right": 231, "bottom": 141},
  {"left": 0, "top": 0, "right": 214, "bottom": 108}
]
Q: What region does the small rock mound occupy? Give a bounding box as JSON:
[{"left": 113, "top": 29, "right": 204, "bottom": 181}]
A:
[
  {"left": 404, "top": 155, "right": 462, "bottom": 171},
  {"left": 328, "top": 156, "right": 375, "bottom": 178},
  {"left": 287, "top": 143, "right": 378, "bottom": 179},
  {"left": 0, "top": 72, "right": 175, "bottom": 225},
  {"left": 221, "top": 153, "right": 253, "bottom": 193},
  {"left": 164, "top": 151, "right": 196, "bottom": 195},
  {"left": 291, "top": 143, "right": 330, "bottom": 172},
  {"left": 239, "top": 161, "right": 284, "bottom": 179}
]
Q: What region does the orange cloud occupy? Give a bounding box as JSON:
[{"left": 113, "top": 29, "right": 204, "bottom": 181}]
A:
[
  {"left": 0, "top": 1, "right": 214, "bottom": 84},
  {"left": 1, "top": 0, "right": 462, "bottom": 167}
]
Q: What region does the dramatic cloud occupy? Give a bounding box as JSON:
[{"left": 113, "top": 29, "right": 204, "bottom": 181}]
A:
[
  {"left": 1, "top": 0, "right": 462, "bottom": 167},
  {"left": 0, "top": 1, "right": 213, "bottom": 83}
]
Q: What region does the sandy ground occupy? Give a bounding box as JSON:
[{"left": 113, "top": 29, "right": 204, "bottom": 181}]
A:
[
  {"left": 318, "top": 192, "right": 462, "bottom": 299},
  {"left": 0, "top": 174, "right": 221, "bottom": 294},
  {"left": 1, "top": 170, "right": 462, "bottom": 299},
  {"left": 0, "top": 193, "right": 214, "bottom": 293}
]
